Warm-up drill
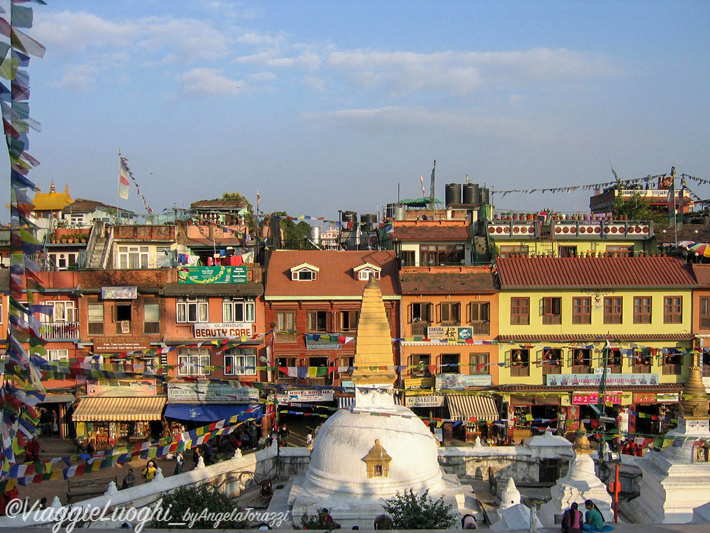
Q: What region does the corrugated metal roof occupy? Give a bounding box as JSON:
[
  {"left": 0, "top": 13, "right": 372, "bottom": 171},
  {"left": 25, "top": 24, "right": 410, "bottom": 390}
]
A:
[
  {"left": 497, "top": 333, "right": 695, "bottom": 342},
  {"left": 497, "top": 256, "right": 698, "bottom": 289},
  {"left": 162, "top": 283, "right": 263, "bottom": 297},
  {"left": 392, "top": 225, "right": 471, "bottom": 242},
  {"left": 400, "top": 270, "right": 497, "bottom": 294},
  {"left": 72, "top": 397, "right": 166, "bottom": 421},
  {"left": 264, "top": 250, "right": 400, "bottom": 298}
]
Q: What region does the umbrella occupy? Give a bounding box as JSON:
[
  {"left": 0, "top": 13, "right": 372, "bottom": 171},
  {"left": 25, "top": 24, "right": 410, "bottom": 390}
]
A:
[
  {"left": 689, "top": 243, "right": 710, "bottom": 257},
  {"left": 677, "top": 241, "right": 696, "bottom": 249}
]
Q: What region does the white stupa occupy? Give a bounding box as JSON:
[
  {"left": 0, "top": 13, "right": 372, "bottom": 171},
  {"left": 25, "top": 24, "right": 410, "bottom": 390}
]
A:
[
  {"left": 490, "top": 478, "right": 543, "bottom": 531},
  {"left": 623, "top": 353, "right": 710, "bottom": 524},
  {"left": 539, "top": 431, "right": 613, "bottom": 526},
  {"left": 288, "top": 277, "right": 478, "bottom": 523}
]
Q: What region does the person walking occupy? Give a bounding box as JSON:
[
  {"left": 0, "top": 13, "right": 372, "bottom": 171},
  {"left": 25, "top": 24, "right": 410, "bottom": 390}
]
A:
[
  {"left": 174, "top": 452, "right": 184, "bottom": 475},
  {"left": 141, "top": 460, "right": 157, "bottom": 481},
  {"left": 122, "top": 468, "right": 136, "bottom": 489}
]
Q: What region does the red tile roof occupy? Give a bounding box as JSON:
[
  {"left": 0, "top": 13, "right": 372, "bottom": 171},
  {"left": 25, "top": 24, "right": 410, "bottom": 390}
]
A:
[
  {"left": 264, "top": 250, "right": 399, "bottom": 298},
  {"left": 401, "top": 269, "right": 497, "bottom": 294},
  {"left": 691, "top": 264, "right": 710, "bottom": 286},
  {"left": 498, "top": 333, "right": 694, "bottom": 342},
  {"left": 392, "top": 225, "right": 471, "bottom": 242},
  {"left": 496, "top": 256, "right": 697, "bottom": 289}
]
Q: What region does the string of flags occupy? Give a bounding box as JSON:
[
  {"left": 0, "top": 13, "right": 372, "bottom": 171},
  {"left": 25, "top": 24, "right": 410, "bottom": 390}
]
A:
[{"left": 118, "top": 152, "right": 153, "bottom": 213}]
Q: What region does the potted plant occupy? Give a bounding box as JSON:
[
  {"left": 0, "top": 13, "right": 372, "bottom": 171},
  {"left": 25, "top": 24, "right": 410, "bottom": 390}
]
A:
[
  {"left": 49, "top": 232, "right": 57, "bottom": 243},
  {"left": 67, "top": 234, "right": 75, "bottom": 243}
]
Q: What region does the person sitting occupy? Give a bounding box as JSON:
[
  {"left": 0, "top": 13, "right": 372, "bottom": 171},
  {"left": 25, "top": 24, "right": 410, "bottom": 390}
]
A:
[
  {"left": 461, "top": 513, "right": 478, "bottom": 529},
  {"left": 581, "top": 500, "right": 613, "bottom": 532},
  {"left": 561, "top": 502, "right": 583, "bottom": 533},
  {"left": 122, "top": 468, "right": 136, "bottom": 489},
  {"left": 260, "top": 479, "right": 273, "bottom": 497},
  {"left": 374, "top": 514, "right": 393, "bottom": 530}
]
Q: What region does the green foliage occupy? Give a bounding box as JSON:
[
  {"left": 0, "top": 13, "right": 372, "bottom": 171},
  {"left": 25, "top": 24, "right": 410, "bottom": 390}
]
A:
[
  {"left": 381, "top": 489, "right": 457, "bottom": 530},
  {"left": 611, "top": 191, "right": 665, "bottom": 224},
  {"left": 221, "top": 191, "right": 252, "bottom": 210},
  {"left": 299, "top": 509, "right": 334, "bottom": 529},
  {"left": 149, "top": 484, "right": 248, "bottom": 529},
  {"left": 267, "top": 211, "right": 314, "bottom": 249}
]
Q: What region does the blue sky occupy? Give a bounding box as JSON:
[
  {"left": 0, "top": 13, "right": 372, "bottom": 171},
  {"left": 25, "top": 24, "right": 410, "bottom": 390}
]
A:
[{"left": 3, "top": 0, "right": 710, "bottom": 223}]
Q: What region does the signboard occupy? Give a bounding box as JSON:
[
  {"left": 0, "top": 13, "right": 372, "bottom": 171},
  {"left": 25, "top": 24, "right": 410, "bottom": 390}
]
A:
[
  {"left": 177, "top": 266, "right": 247, "bottom": 284},
  {"left": 657, "top": 393, "right": 680, "bottom": 403},
  {"left": 547, "top": 373, "right": 659, "bottom": 387},
  {"left": 87, "top": 379, "right": 156, "bottom": 397},
  {"left": 427, "top": 326, "right": 474, "bottom": 342},
  {"left": 167, "top": 382, "right": 258, "bottom": 403},
  {"left": 341, "top": 380, "right": 355, "bottom": 392},
  {"left": 404, "top": 377, "right": 435, "bottom": 389},
  {"left": 101, "top": 286, "right": 138, "bottom": 299},
  {"left": 405, "top": 394, "right": 445, "bottom": 408},
  {"left": 276, "top": 390, "right": 334, "bottom": 403},
  {"left": 94, "top": 336, "right": 151, "bottom": 353},
  {"left": 305, "top": 337, "right": 341, "bottom": 350},
  {"left": 193, "top": 322, "right": 255, "bottom": 339},
  {"left": 632, "top": 393, "right": 656, "bottom": 404},
  {"left": 572, "top": 391, "right": 623, "bottom": 405},
  {"left": 435, "top": 373, "right": 492, "bottom": 390}
]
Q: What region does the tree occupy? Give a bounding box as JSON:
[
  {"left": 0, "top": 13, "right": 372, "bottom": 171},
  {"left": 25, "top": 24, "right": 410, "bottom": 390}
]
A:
[
  {"left": 220, "top": 191, "right": 252, "bottom": 211},
  {"left": 381, "top": 489, "right": 457, "bottom": 530},
  {"left": 611, "top": 191, "right": 666, "bottom": 224},
  {"left": 267, "top": 211, "right": 313, "bottom": 250}
]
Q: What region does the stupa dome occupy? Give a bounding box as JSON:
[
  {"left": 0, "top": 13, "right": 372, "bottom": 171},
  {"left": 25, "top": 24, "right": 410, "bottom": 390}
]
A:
[{"left": 304, "top": 405, "right": 445, "bottom": 497}]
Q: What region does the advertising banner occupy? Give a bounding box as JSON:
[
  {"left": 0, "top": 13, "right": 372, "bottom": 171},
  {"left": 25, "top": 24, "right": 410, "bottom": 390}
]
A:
[
  {"left": 435, "top": 373, "right": 492, "bottom": 390},
  {"left": 101, "top": 286, "right": 138, "bottom": 299},
  {"left": 177, "top": 266, "right": 247, "bottom": 284},
  {"left": 193, "top": 322, "right": 256, "bottom": 339},
  {"left": 547, "top": 373, "right": 659, "bottom": 387},
  {"left": 427, "top": 326, "right": 474, "bottom": 341},
  {"left": 167, "top": 382, "right": 258, "bottom": 403},
  {"left": 87, "top": 379, "right": 157, "bottom": 397},
  {"left": 572, "top": 391, "right": 623, "bottom": 405},
  {"left": 276, "top": 390, "right": 335, "bottom": 403},
  {"left": 405, "top": 394, "right": 445, "bottom": 408}
]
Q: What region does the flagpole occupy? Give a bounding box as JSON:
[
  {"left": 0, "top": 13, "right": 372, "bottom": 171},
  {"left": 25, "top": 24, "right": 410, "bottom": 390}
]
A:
[{"left": 117, "top": 149, "right": 122, "bottom": 225}]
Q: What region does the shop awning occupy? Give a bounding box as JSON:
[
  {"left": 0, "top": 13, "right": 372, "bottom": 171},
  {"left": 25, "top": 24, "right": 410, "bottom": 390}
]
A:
[
  {"left": 40, "top": 393, "right": 76, "bottom": 404},
  {"left": 446, "top": 394, "right": 499, "bottom": 421},
  {"left": 164, "top": 403, "right": 262, "bottom": 423},
  {"left": 72, "top": 397, "right": 166, "bottom": 422}
]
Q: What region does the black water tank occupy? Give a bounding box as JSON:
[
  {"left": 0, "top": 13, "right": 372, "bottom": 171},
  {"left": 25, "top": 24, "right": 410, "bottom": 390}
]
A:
[
  {"left": 446, "top": 183, "right": 462, "bottom": 206},
  {"left": 361, "top": 213, "right": 377, "bottom": 232},
  {"left": 463, "top": 183, "right": 479, "bottom": 204},
  {"left": 341, "top": 211, "right": 357, "bottom": 223},
  {"left": 479, "top": 187, "right": 490, "bottom": 205}
]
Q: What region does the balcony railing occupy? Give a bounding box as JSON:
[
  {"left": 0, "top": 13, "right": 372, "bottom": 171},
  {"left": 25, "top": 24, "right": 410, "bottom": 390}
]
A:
[{"left": 40, "top": 322, "right": 79, "bottom": 340}]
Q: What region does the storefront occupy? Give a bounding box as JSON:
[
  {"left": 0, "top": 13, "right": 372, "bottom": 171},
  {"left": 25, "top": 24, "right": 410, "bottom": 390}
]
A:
[
  {"left": 445, "top": 393, "right": 499, "bottom": 443},
  {"left": 38, "top": 393, "right": 76, "bottom": 439}
]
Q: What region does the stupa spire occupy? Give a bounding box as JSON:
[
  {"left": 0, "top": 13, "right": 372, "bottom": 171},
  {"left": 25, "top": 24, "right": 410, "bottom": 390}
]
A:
[
  {"left": 679, "top": 351, "right": 709, "bottom": 419},
  {"left": 350, "top": 276, "right": 397, "bottom": 385}
]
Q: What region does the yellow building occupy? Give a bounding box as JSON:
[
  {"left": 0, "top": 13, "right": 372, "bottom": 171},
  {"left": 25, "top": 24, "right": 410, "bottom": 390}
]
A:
[{"left": 495, "top": 256, "right": 696, "bottom": 440}]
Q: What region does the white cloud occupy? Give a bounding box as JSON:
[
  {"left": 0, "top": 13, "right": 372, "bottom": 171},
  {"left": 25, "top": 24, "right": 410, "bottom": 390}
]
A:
[
  {"left": 181, "top": 68, "right": 242, "bottom": 96},
  {"left": 249, "top": 72, "right": 277, "bottom": 82},
  {"left": 52, "top": 64, "right": 97, "bottom": 91}
]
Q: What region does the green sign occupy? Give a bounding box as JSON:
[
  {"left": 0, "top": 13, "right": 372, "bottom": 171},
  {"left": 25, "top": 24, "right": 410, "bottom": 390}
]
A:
[{"left": 177, "top": 266, "right": 247, "bottom": 284}]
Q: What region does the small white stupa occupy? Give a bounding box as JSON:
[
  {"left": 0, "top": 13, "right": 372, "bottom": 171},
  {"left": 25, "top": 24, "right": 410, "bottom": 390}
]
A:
[
  {"left": 490, "top": 478, "right": 542, "bottom": 530},
  {"left": 288, "top": 277, "right": 478, "bottom": 523},
  {"left": 539, "top": 430, "right": 613, "bottom": 526},
  {"left": 623, "top": 353, "right": 710, "bottom": 524}
]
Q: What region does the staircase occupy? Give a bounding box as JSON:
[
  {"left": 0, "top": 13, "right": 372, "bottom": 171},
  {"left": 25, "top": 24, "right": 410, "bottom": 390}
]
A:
[{"left": 84, "top": 220, "right": 112, "bottom": 269}]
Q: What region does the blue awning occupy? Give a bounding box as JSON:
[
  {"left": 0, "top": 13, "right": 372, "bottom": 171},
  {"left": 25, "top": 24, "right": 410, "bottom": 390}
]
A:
[{"left": 164, "top": 403, "right": 262, "bottom": 423}]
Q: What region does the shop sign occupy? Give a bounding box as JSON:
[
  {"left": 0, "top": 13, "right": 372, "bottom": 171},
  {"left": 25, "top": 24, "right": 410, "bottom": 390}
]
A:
[
  {"left": 87, "top": 379, "right": 156, "bottom": 397},
  {"left": 632, "top": 393, "right": 656, "bottom": 404},
  {"left": 178, "top": 266, "right": 247, "bottom": 284},
  {"left": 305, "top": 337, "right": 341, "bottom": 350},
  {"left": 101, "top": 286, "right": 137, "bottom": 299},
  {"left": 427, "top": 326, "right": 474, "bottom": 341},
  {"left": 276, "top": 390, "right": 334, "bottom": 403},
  {"left": 167, "top": 382, "right": 258, "bottom": 403},
  {"left": 94, "top": 336, "right": 151, "bottom": 353},
  {"left": 547, "top": 373, "right": 659, "bottom": 388},
  {"left": 657, "top": 393, "right": 680, "bottom": 403},
  {"left": 341, "top": 380, "right": 355, "bottom": 392},
  {"left": 572, "top": 391, "right": 623, "bottom": 405},
  {"left": 193, "top": 322, "right": 255, "bottom": 339},
  {"left": 404, "top": 377, "right": 435, "bottom": 389},
  {"left": 435, "top": 373, "right": 492, "bottom": 390},
  {"left": 405, "top": 394, "right": 445, "bottom": 408}
]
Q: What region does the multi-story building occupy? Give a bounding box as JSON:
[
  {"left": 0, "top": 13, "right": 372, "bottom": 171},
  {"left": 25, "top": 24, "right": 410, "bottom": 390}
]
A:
[
  {"left": 263, "top": 250, "right": 400, "bottom": 399},
  {"left": 496, "top": 256, "right": 697, "bottom": 442}
]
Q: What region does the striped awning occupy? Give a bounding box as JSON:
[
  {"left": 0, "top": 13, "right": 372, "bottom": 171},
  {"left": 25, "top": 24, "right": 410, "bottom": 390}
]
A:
[
  {"left": 72, "top": 397, "right": 166, "bottom": 422},
  {"left": 445, "top": 394, "right": 499, "bottom": 422}
]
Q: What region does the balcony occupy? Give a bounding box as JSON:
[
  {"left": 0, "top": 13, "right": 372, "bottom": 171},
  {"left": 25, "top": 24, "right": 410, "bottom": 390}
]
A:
[{"left": 40, "top": 322, "right": 79, "bottom": 340}]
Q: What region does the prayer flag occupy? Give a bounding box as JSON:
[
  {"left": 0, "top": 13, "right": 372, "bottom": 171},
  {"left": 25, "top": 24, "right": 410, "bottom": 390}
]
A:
[{"left": 119, "top": 155, "right": 130, "bottom": 199}]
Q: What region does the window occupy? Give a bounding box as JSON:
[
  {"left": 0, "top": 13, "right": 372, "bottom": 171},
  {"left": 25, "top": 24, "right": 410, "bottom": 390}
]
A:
[
  {"left": 307, "top": 310, "right": 328, "bottom": 332},
  {"left": 440, "top": 302, "right": 461, "bottom": 326},
  {"left": 357, "top": 269, "right": 380, "bottom": 281},
  {"left": 606, "top": 348, "right": 622, "bottom": 371},
  {"left": 275, "top": 311, "right": 297, "bottom": 342},
  {"left": 144, "top": 302, "right": 160, "bottom": 334},
  {"left": 470, "top": 302, "right": 490, "bottom": 334},
  {"left": 223, "top": 298, "right": 255, "bottom": 322},
  {"left": 420, "top": 244, "right": 464, "bottom": 265},
  {"left": 88, "top": 303, "right": 104, "bottom": 335},
  {"left": 292, "top": 269, "right": 316, "bottom": 281},
  {"left": 511, "top": 298, "right": 529, "bottom": 325},
  {"left": 559, "top": 246, "right": 577, "bottom": 258},
  {"left": 339, "top": 310, "right": 359, "bottom": 332},
  {"left": 177, "top": 348, "right": 210, "bottom": 376},
  {"left": 0, "top": 302, "right": 3, "bottom": 324},
  {"left": 469, "top": 353, "right": 489, "bottom": 375},
  {"left": 663, "top": 350, "right": 682, "bottom": 375},
  {"left": 633, "top": 297, "right": 652, "bottom": 324},
  {"left": 606, "top": 245, "right": 633, "bottom": 257},
  {"left": 115, "top": 303, "right": 132, "bottom": 334},
  {"left": 663, "top": 296, "right": 682, "bottom": 324},
  {"left": 572, "top": 297, "right": 591, "bottom": 325},
  {"left": 603, "top": 297, "right": 622, "bottom": 324},
  {"left": 499, "top": 245, "right": 529, "bottom": 259},
  {"left": 47, "top": 350, "right": 69, "bottom": 362},
  {"left": 572, "top": 348, "right": 592, "bottom": 373},
  {"left": 542, "top": 297, "right": 561, "bottom": 325},
  {"left": 400, "top": 250, "right": 415, "bottom": 267},
  {"left": 510, "top": 349, "right": 529, "bottom": 377},
  {"left": 701, "top": 297, "right": 710, "bottom": 330},
  {"left": 48, "top": 252, "right": 78, "bottom": 271},
  {"left": 411, "top": 354, "right": 431, "bottom": 377},
  {"left": 542, "top": 349, "right": 562, "bottom": 375},
  {"left": 44, "top": 301, "right": 78, "bottom": 323},
  {"left": 632, "top": 350, "right": 652, "bottom": 373},
  {"left": 410, "top": 302, "right": 432, "bottom": 335},
  {"left": 176, "top": 297, "right": 208, "bottom": 323},
  {"left": 441, "top": 354, "right": 459, "bottom": 374},
  {"left": 224, "top": 349, "right": 257, "bottom": 376},
  {"left": 118, "top": 245, "right": 149, "bottom": 269}
]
